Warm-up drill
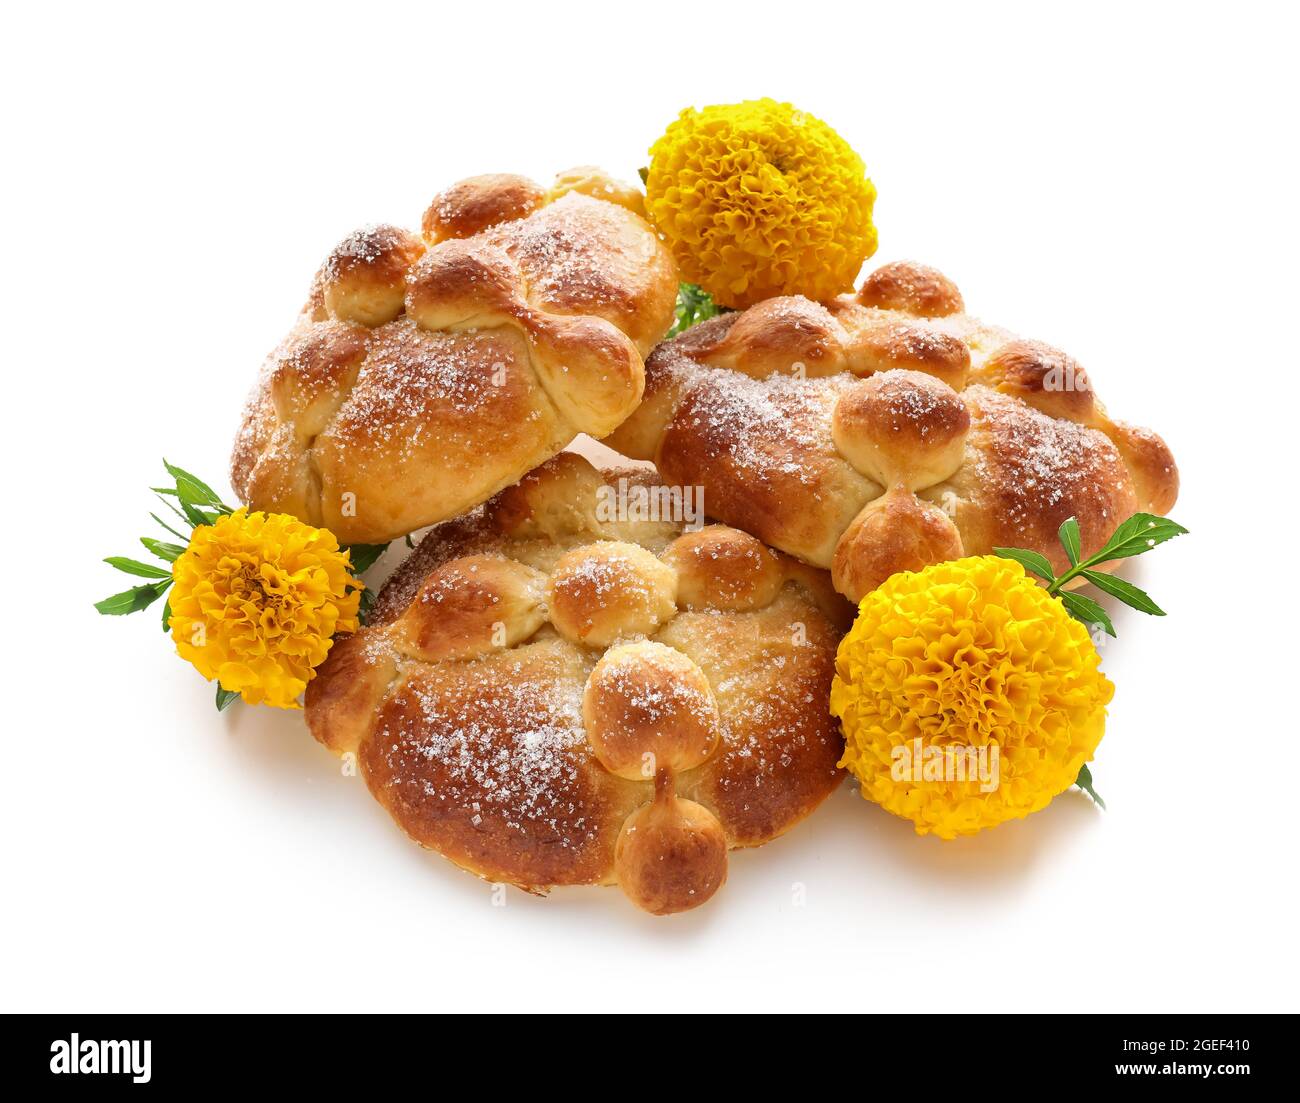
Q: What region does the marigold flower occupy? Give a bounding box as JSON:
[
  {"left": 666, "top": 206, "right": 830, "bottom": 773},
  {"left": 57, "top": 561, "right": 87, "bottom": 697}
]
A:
[
  {"left": 645, "top": 99, "right": 878, "bottom": 308},
  {"left": 829, "top": 556, "right": 1113, "bottom": 838},
  {"left": 168, "top": 509, "right": 361, "bottom": 709}
]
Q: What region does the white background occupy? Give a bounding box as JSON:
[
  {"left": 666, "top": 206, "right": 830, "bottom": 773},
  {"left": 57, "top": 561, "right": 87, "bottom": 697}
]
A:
[{"left": 3, "top": 1, "right": 1296, "bottom": 1013}]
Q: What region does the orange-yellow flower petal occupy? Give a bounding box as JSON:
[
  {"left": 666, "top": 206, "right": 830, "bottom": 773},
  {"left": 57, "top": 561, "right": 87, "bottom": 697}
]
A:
[
  {"left": 168, "top": 509, "right": 361, "bottom": 709},
  {"left": 829, "top": 556, "right": 1113, "bottom": 838},
  {"left": 645, "top": 99, "right": 877, "bottom": 308}
]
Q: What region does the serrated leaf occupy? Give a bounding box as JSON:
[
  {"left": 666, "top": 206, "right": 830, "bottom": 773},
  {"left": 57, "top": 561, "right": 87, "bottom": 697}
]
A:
[
  {"left": 345, "top": 543, "right": 388, "bottom": 574},
  {"left": 1059, "top": 590, "right": 1115, "bottom": 637},
  {"left": 141, "top": 536, "right": 186, "bottom": 563},
  {"left": 94, "top": 581, "right": 168, "bottom": 615},
  {"left": 150, "top": 511, "right": 191, "bottom": 543},
  {"left": 992, "top": 546, "right": 1056, "bottom": 582},
  {"left": 154, "top": 492, "right": 195, "bottom": 531},
  {"left": 215, "top": 686, "right": 240, "bottom": 712},
  {"left": 104, "top": 556, "right": 172, "bottom": 579},
  {"left": 1081, "top": 569, "right": 1166, "bottom": 616},
  {"left": 1058, "top": 516, "right": 1081, "bottom": 566},
  {"left": 1090, "top": 513, "right": 1188, "bottom": 564},
  {"left": 1075, "top": 763, "right": 1107, "bottom": 809},
  {"left": 163, "top": 459, "right": 224, "bottom": 507}
]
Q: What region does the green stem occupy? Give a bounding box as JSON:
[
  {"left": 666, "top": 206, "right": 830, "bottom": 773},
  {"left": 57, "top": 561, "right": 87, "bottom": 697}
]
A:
[
  {"left": 1048, "top": 565, "right": 1085, "bottom": 595},
  {"left": 1049, "top": 550, "right": 1115, "bottom": 594}
]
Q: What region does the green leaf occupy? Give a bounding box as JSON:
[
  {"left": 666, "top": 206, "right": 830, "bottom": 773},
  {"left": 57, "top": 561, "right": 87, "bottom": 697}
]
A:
[
  {"left": 345, "top": 543, "right": 388, "bottom": 574},
  {"left": 162, "top": 459, "right": 231, "bottom": 524},
  {"left": 1058, "top": 516, "right": 1081, "bottom": 566},
  {"left": 1081, "top": 569, "right": 1166, "bottom": 616},
  {"left": 163, "top": 459, "right": 224, "bottom": 507},
  {"left": 154, "top": 493, "right": 195, "bottom": 532},
  {"left": 104, "top": 556, "right": 172, "bottom": 579},
  {"left": 215, "top": 686, "right": 240, "bottom": 712},
  {"left": 141, "top": 536, "right": 186, "bottom": 563},
  {"left": 161, "top": 592, "right": 173, "bottom": 632},
  {"left": 992, "top": 546, "right": 1056, "bottom": 583},
  {"left": 669, "top": 282, "right": 724, "bottom": 338},
  {"left": 637, "top": 166, "right": 648, "bottom": 184},
  {"left": 177, "top": 498, "right": 217, "bottom": 529},
  {"left": 94, "top": 581, "right": 169, "bottom": 615},
  {"left": 1075, "top": 763, "right": 1107, "bottom": 809},
  {"left": 1059, "top": 590, "right": 1115, "bottom": 637},
  {"left": 150, "top": 511, "right": 191, "bottom": 543},
  {"left": 1090, "top": 513, "right": 1188, "bottom": 565},
  {"left": 357, "top": 587, "right": 377, "bottom": 626}
]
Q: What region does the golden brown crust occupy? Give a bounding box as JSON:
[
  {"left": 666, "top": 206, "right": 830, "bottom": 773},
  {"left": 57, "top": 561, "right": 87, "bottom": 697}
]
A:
[
  {"left": 304, "top": 455, "right": 848, "bottom": 913},
  {"left": 606, "top": 261, "right": 1179, "bottom": 601},
  {"left": 973, "top": 338, "right": 1095, "bottom": 422},
  {"left": 390, "top": 555, "right": 548, "bottom": 663},
  {"left": 704, "top": 297, "right": 849, "bottom": 379},
  {"left": 548, "top": 542, "right": 678, "bottom": 647},
  {"left": 316, "top": 225, "right": 426, "bottom": 327},
  {"left": 309, "top": 320, "right": 567, "bottom": 539},
  {"left": 832, "top": 485, "right": 963, "bottom": 600},
  {"left": 925, "top": 386, "right": 1140, "bottom": 577},
  {"left": 614, "top": 771, "right": 727, "bottom": 915},
  {"left": 1104, "top": 420, "right": 1179, "bottom": 516},
  {"left": 662, "top": 526, "right": 785, "bottom": 611},
  {"left": 832, "top": 370, "right": 970, "bottom": 489},
  {"left": 306, "top": 632, "right": 399, "bottom": 757},
  {"left": 651, "top": 367, "right": 875, "bottom": 568},
  {"left": 856, "top": 260, "right": 964, "bottom": 316},
  {"left": 420, "top": 174, "right": 545, "bottom": 244},
  {"left": 659, "top": 589, "right": 845, "bottom": 845},
  {"left": 486, "top": 192, "right": 677, "bottom": 358},
  {"left": 583, "top": 642, "right": 720, "bottom": 779},
  {"left": 841, "top": 314, "right": 971, "bottom": 389},
  {"left": 359, "top": 638, "right": 634, "bottom": 890},
  {"left": 233, "top": 170, "right": 677, "bottom": 544}
]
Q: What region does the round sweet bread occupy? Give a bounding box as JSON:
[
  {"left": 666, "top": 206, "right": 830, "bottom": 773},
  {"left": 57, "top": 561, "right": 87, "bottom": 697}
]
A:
[
  {"left": 604, "top": 261, "right": 1180, "bottom": 601},
  {"left": 232, "top": 169, "right": 677, "bottom": 544},
  {"left": 305, "top": 454, "right": 851, "bottom": 914}
]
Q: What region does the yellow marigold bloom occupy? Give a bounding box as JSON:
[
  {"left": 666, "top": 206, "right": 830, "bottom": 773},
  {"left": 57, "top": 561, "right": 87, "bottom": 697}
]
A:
[
  {"left": 168, "top": 509, "right": 362, "bottom": 709},
  {"left": 829, "top": 556, "right": 1113, "bottom": 839},
  {"left": 645, "top": 99, "right": 878, "bottom": 308}
]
